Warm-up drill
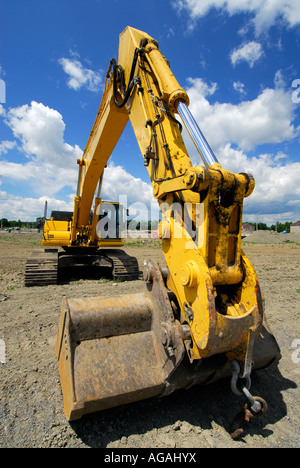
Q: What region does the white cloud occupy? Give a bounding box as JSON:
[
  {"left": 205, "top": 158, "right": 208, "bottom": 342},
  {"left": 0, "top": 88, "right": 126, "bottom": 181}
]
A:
[
  {"left": 1, "top": 82, "right": 299, "bottom": 223},
  {"left": 274, "top": 69, "right": 286, "bottom": 89},
  {"left": 101, "top": 163, "right": 154, "bottom": 208},
  {"left": 4, "top": 101, "right": 82, "bottom": 168},
  {"left": 173, "top": 0, "right": 300, "bottom": 35},
  {"left": 230, "top": 41, "right": 263, "bottom": 67},
  {"left": 59, "top": 57, "right": 102, "bottom": 92},
  {"left": 0, "top": 101, "right": 80, "bottom": 199},
  {"left": 0, "top": 140, "right": 16, "bottom": 156},
  {"left": 233, "top": 81, "right": 246, "bottom": 96},
  {"left": 185, "top": 77, "right": 298, "bottom": 151},
  {"left": 220, "top": 144, "right": 300, "bottom": 222},
  {"left": 0, "top": 159, "right": 78, "bottom": 198},
  {"left": 274, "top": 151, "right": 288, "bottom": 161},
  {"left": 0, "top": 191, "right": 74, "bottom": 222}
]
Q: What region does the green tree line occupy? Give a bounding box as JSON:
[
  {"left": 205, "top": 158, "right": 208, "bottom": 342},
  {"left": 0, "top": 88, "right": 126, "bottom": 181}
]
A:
[
  {"left": 0, "top": 218, "right": 43, "bottom": 229},
  {"left": 244, "top": 221, "right": 292, "bottom": 233}
]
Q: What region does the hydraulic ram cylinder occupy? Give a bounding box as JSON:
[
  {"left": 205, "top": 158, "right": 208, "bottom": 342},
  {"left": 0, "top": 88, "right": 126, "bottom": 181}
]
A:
[{"left": 177, "top": 101, "right": 219, "bottom": 167}]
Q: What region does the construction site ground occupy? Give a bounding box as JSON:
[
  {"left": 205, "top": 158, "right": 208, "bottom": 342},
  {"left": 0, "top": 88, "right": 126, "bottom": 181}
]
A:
[{"left": 0, "top": 231, "right": 299, "bottom": 448}]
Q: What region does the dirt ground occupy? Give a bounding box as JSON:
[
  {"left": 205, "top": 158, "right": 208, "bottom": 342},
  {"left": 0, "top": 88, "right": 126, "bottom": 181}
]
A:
[{"left": 0, "top": 231, "right": 299, "bottom": 448}]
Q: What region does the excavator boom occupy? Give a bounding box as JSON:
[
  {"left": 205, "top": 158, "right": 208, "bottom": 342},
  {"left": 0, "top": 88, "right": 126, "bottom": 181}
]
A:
[{"left": 54, "top": 27, "right": 281, "bottom": 427}]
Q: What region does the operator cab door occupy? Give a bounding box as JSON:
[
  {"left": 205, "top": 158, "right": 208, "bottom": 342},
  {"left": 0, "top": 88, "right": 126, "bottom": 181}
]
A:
[{"left": 96, "top": 202, "right": 123, "bottom": 240}]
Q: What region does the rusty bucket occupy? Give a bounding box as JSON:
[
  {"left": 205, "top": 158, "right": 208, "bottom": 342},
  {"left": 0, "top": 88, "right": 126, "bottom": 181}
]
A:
[{"left": 55, "top": 261, "right": 281, "bottom": 421}]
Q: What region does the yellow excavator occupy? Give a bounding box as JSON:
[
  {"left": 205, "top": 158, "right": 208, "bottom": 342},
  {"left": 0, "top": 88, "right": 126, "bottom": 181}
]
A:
[
  {"left": 48, "top": 27, "right": 280, "bottom": 434},
  {"left": 25, "top": 200, "right": 140, "bottom": 285}
]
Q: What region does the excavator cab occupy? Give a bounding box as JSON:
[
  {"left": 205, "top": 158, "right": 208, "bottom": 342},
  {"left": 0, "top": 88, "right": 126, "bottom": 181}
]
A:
[
  {"left": 36, "top": 27, "right": 281, "bottom": 433},
  {"left": 41, "top": 200, "right": 124, "bottom": 247}
]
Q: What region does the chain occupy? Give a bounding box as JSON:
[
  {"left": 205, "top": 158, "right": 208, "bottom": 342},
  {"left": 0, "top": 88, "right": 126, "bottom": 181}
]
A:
[{"left": 229, "top": 360, "right": 268, "bottom": 440}]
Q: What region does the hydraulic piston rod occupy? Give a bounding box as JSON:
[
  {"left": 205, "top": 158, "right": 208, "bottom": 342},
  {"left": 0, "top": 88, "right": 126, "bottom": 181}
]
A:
[{"left": 177, "top": 101, "right": 219, "bottom": 167}]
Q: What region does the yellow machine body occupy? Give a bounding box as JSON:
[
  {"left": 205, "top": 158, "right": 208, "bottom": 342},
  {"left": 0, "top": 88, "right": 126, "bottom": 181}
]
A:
[{"left": 42, "top": 220, "right": 71, "bottom": 246}]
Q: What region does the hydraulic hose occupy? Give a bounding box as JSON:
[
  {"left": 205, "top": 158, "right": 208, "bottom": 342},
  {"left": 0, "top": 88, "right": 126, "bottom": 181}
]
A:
[{"left": 109, "top": 47, "right": 140, "bottom": 108}]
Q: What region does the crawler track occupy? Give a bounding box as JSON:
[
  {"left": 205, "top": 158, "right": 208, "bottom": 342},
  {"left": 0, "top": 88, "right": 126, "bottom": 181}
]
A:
[
  {"left": 25, "top": 248, "right": 140, "bottom": 286},
  {"left": 102, "top": 249, "right": 141, "bottom": 281},
  {"left": 25, "top": 249, "right": 58, "bottom": 287}
]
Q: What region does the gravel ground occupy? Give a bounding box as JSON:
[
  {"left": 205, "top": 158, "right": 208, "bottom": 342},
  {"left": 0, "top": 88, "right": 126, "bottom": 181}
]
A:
[{"left": 0, "top": 232, "right": 299, "bottom": 448}]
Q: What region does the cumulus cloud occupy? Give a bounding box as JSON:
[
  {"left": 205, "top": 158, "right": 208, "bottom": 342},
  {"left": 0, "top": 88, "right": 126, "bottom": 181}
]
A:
[
  {"left": 4, "top": 101, "right": 82, "bottom": 168},
  {"left": 0, "top": 159, "right": 78, "bottom": 198},
  {"left": 0, "top": 191, "right": 74, "bottom": 222},
  {"left": 0, "top": 101, "right": 80, "bottom": 203},
  {"left": 101, "top": 163, "right": 154, "bottom": 207},
  {"left": 220, "top": 144, "right": 300, "bottom": 222},
  {"left": 185, "top": 77, "right": 298, "bottom": 151},
  {"left": 173, "top": 0, "right": 300, "bottom": 35},
  {"left": 100, "top": 163, "right": 155, "bottom": 222},
  {"left": 230, "top": 41, "right": 263, "bottom": 67},
  {"left": 59, "top": 57, "right": 102, "bottom": 92},
  {"left": 0, "top": 161, "right": 154, "bottom": 221}
]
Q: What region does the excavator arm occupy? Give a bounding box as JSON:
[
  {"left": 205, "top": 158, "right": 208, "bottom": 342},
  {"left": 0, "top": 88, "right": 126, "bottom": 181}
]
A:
[
  {"left": 73, "top": 75, "right": 128, "bottom": 230},
  {"left": 103, "top": 26, "right": 261, "bottom": 369},
  {"left": 54, "top": 27, "right": 281, "bottom": 424}
]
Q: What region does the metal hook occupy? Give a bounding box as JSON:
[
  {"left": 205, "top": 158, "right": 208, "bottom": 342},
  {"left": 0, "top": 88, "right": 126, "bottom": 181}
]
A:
[
  {"left": 229, "top": 360, "right": 268, "bottom": 440},
  {"left": 230, "top": 360, "right": 251, "bottom": 397}
]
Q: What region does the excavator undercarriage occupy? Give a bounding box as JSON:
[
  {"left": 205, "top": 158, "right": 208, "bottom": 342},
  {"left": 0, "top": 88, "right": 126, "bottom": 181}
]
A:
[
  {"left": 25, "top": 200, "right": 140, "bottom": 286},
  {"left": 25, "top": 247, "right": 140, "bottom": 286}
]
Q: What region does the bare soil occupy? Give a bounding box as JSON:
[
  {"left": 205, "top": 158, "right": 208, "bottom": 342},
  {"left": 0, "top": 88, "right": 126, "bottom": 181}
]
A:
[{"left": 0, "top": 231, "right": 299, "bottom": 448}]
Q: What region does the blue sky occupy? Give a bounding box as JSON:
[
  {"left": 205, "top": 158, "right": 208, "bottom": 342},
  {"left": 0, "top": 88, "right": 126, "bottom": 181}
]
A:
[{"left": 0, "top": 0, "right": 300, "bottom": 224}]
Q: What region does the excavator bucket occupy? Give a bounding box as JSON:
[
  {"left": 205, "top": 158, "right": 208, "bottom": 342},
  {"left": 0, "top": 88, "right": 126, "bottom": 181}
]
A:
[{"left": 55, "top": 260, "right": 281, "bottom": 421}]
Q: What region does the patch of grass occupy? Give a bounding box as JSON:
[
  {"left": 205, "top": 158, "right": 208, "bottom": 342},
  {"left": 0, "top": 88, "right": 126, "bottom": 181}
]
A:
[
  {"left": 113, "top": 278, "right": 122, "bottom": 283},
  {"left": 296, "top": 288, "right": 300, "bottom": 294},
  {"left": 0, "top": 233, "right": 43, "bottom": 246}
]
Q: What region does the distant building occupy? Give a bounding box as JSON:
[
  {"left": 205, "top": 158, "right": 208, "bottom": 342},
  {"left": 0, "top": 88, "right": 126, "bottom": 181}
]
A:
[
  {"left": 242, "top": 223, "right": 255, "bottom": 232},
  {"left": 290, "top": 221, "right": 300, "bottom": 233}
]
